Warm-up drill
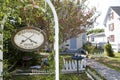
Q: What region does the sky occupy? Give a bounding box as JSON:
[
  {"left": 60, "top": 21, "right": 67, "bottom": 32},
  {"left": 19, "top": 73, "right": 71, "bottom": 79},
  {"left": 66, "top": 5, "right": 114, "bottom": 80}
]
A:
[{"left": 87, "top": 0, "right": 120, "bottom": 29}]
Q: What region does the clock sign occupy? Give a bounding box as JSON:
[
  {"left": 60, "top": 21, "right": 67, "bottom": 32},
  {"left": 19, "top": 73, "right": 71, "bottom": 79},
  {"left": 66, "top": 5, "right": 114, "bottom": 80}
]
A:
[{"left": 11, "top": 27, "right": 46, "bottom": 52}]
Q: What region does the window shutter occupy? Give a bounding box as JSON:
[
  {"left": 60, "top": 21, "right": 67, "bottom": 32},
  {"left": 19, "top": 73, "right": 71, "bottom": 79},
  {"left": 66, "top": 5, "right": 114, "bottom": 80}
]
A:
[
  {"left": 108, "top": 12, "right": 114, "bottom": 21},
  {"left": 112, "top": 23, "right": 114, "bottom": 31},
  {"left": 112, "top": 12, "right": 114, "bottom": 19},
  {"left": 109, "top": 35, "right": 115, "bottom": 42}
]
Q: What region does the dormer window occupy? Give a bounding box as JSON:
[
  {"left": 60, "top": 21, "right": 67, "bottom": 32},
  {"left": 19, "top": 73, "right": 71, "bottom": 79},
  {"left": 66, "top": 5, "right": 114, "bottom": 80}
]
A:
[
  {"left": 109, "top": 23, "right": 114, "bottom": 31},
  {"left": 108, "top": 12, "right": 114, "bottom": 21}
]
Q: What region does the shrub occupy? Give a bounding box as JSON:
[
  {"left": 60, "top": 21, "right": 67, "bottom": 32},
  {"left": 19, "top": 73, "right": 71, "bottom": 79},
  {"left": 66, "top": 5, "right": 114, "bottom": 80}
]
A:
[
  {"left": 104, "top": 43, "right": 114, "bottom": 57},
  {"left": 83, "top": 42, "right": 96, "bottom": 54}
]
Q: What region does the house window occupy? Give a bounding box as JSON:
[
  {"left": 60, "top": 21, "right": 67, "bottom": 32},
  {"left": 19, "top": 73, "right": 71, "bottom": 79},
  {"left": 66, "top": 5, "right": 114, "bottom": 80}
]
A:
[
  {"left": 109, "top": 23, "right": 114, "bottom": 31},
  {"left": 108, "top": 12, "right": 114, "bottom": 21},
  {"left": 109, "top": 35, "right": 115, "bottom": 42},
  {"left": 92, "top": 37, "right": 94, "bottom": 42}
]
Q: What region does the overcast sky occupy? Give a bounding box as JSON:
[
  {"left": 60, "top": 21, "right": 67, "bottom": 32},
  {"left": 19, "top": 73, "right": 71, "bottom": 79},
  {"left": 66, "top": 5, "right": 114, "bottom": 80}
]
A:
[{"left": 87, "top": 0, "right": 120, "bottom": 28}]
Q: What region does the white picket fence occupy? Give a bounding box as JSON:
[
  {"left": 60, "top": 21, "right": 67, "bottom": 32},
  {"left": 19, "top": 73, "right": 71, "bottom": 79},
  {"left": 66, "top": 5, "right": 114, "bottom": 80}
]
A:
[
  {"left": 61, "top": 58, "right": 87, "bottom": 74},
  {"left": 93, "top": 52, "right": 104, "bottom": 57}
]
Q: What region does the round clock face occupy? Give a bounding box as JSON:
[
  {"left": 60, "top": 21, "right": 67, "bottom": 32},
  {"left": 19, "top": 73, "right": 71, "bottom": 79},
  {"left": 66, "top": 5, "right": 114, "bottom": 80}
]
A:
[{"left": 11, "top": 27, "right": 46, "bottom": 52}]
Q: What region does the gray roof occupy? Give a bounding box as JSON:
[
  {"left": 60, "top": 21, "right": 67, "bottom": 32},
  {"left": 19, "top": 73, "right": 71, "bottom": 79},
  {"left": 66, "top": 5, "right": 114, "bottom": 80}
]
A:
[
  {"left": 103, "top": 6, "right": 120, "bottom": 25},
  {"left": 111, "top": 6, "right": 120, "bottom": 16}
]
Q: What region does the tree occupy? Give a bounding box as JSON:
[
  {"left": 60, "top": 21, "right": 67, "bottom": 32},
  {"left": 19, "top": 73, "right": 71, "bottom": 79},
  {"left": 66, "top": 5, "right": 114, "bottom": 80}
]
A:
[
  {"left": 54, "top": 0, "right": 98, "bottom": 43},
  {"left": 0, "top": 0, "right": 55, "bottom": 79},
  {"left": 1, "top": 0, "right": 55, "bottom": 49}
]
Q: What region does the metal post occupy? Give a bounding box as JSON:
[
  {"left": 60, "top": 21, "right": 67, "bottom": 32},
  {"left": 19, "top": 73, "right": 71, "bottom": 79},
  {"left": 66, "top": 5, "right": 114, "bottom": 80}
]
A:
[
  {"left": 72, "top": 54, "right": 84, "bottom": 80},
  {"left": 45, "top": 0, "right": 59, "bottom": 80}
]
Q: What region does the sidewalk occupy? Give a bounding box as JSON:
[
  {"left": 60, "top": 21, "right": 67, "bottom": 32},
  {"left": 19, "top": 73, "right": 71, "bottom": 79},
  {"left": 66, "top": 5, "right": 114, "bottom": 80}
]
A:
[{"left": 87, "top": 59, "right": 120, "bottom": 80}]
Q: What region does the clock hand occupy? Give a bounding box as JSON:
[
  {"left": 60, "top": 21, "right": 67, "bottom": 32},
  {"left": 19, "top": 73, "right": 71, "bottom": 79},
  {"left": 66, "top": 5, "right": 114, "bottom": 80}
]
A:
[{"left": 20, "top": 34, "right": 34, "bottom": 44}]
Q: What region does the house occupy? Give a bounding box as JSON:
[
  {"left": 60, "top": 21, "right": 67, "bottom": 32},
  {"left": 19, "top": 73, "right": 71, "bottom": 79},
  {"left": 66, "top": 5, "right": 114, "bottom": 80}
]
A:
[
  {"left": 60, "top": 33, "right": 87, "bottom": 51},
  {"left": 87, "top": 32, "right": 107, "bottom": 48},
  {"left": 93, "top": 32, "right": 107, "bottom": 48},
  {"left": 104, "top": 6, "right": 120, "bottom": 52}
]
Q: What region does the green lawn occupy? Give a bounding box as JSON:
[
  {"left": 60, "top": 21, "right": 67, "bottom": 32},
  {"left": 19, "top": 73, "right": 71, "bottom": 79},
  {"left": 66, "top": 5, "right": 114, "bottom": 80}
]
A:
[
  {"left": 60, "top": 72, "right": 90, "bottom": 80},
  {"left": 12, "top": 75, "right": 55, "bottom": 80},
  {"left": 12, "top": 72, "right": 89, "bottom": 80},
  {"left": 107, "top": 52, "right": 120, "bottom": 60},
  {"left": 95, "top": 52, "right": 120, "bottom": 72}
]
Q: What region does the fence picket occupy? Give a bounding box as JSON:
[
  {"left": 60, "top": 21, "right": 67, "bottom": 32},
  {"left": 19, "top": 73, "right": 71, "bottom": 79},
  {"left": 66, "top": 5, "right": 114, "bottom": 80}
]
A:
[
  {"left": 61, "top": 58, "right": 86, "bottom": 73},
  {"left": 93, "top": 51, "right": 104, "bottom": 57}
]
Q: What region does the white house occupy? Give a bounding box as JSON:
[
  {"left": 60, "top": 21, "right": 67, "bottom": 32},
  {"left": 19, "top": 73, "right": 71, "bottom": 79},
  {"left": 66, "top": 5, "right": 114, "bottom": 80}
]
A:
[
  {"left": 61, "top": 33, "right": 87, "bottom": 50},
  {"left": 87, "top": 32, "right": 107, "bottom": 48},
  {"left": 104, "top": 6, "right": 120, "bottom": 52}
]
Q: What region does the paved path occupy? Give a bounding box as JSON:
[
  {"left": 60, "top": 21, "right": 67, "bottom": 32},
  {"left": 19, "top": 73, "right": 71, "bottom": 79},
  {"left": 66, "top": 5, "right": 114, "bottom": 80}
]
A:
[{"left": 87, "top": 59, "right": 120, "bottom": 80}]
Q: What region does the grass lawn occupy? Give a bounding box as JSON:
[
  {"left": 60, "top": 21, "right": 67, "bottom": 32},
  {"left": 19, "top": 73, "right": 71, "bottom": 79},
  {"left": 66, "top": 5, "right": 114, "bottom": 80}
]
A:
[
  {"left": 60, "top": 72, "right": 90, "bottom": 80},
  {"left": 12, "top": 72, "right": 89, "bottom": 80},
  {"left": 107, "top": 52, "right": 120, "bottom": 60},
  {"left": 94, "top": 52, "right": 120, "bottom": 72},
  {"left": 12, "top": 75, "right": 55, "bottom": 80}
]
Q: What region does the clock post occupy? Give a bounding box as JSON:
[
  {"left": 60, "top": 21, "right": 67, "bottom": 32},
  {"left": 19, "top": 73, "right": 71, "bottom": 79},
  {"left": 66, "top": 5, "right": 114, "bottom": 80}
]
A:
[
  {"left": 10, "top": 0, "right": 59, "bottom": 80},
  {"left": 45, "top": 0, "right": 59, "bottom": 80},
  {"left": 1, "top": 0, "right": 59, "bottom": 80}
]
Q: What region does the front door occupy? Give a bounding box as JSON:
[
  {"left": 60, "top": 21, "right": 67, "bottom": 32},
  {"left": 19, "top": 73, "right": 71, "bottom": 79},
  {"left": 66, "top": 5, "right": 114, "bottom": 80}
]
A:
[{"left": 70, "top": 38, "right": 77, "bottom": 49}]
